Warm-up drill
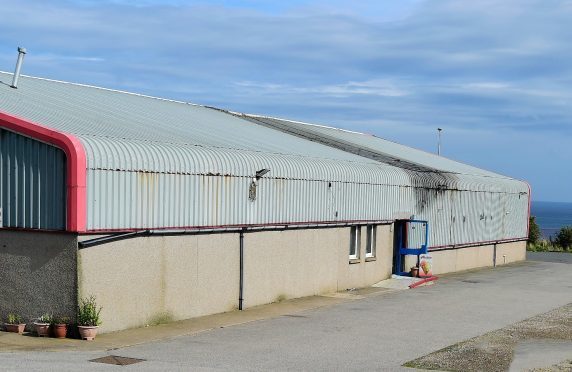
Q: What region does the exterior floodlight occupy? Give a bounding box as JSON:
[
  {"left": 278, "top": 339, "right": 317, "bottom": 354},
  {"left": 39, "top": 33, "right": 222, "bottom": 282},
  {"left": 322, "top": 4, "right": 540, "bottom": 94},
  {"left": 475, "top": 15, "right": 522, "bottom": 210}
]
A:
[
  {"left": 249, "top": 169, "right": 270, "bottom": 202},
  {"left": 255, "top": 168, "right": 270, "bottom": 180}
]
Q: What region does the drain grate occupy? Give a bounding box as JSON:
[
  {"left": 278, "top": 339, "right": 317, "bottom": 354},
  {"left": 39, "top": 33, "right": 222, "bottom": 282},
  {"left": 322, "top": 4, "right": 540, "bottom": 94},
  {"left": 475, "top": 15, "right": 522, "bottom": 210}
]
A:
[{"left": 90, "top": 355, "right": 146, "bottom": 366}]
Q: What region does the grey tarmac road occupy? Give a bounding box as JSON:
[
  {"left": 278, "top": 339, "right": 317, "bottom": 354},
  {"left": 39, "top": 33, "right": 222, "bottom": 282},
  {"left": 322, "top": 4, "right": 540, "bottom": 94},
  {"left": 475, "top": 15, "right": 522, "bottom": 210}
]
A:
[{"left": 1, "top": 252, "right": 571, "bottom": 371}]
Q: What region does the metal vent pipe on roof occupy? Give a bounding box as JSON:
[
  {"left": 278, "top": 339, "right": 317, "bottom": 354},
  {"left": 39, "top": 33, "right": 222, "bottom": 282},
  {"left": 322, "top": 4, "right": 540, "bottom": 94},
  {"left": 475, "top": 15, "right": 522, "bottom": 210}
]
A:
[{"left": 10, "top": 47, "right": 27, "bottom": 89}]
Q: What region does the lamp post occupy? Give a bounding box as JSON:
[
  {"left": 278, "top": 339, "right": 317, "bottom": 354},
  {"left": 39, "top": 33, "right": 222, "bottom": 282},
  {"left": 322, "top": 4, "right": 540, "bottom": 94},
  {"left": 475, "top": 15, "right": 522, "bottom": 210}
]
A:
[{"left": 437, "top": 128, "right": 442, "bottom": 156}]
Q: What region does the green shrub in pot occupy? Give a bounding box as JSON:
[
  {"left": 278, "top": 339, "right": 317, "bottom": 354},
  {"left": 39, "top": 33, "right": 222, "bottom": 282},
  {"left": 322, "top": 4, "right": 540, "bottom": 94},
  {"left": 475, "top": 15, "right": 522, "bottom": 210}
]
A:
[{"left": 77, "top": 296, "right": 102, "bottom": 341}]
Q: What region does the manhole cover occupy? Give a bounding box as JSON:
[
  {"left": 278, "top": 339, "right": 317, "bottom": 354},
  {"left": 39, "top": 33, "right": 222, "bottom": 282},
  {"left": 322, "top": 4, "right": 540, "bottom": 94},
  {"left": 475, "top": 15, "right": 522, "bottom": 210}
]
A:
[{"left": 90, "top": 355, "right": 145, "bottom": 366}]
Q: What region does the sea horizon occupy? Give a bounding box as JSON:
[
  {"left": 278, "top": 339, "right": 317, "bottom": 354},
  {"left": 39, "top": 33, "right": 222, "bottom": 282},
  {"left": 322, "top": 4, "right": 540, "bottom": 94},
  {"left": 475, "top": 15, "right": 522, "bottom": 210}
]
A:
[{"left": 531, "top": 200, "right": 572, "bottom": 239}]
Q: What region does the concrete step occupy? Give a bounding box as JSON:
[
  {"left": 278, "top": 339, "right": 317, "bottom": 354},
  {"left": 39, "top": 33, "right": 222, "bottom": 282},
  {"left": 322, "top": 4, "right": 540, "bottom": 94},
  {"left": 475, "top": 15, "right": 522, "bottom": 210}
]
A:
[{"left": 373, "top": 275, "right": 437, "bottom": 290}]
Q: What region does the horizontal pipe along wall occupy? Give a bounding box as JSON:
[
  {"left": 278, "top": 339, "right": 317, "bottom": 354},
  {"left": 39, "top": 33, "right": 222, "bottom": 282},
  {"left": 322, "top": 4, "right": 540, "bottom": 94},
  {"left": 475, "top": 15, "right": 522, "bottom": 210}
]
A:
[{"left": 404, "top": 240, "right": 526, "bottom": 275}]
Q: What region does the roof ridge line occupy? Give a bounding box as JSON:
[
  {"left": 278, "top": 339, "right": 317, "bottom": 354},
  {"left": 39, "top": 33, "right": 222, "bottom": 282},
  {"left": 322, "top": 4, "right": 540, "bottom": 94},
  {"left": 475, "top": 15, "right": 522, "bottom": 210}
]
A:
[
  {"left": 243, "top": 113, "right": 368, "bottom": 136},
  {"left": 0, "top": 70, "right": 203, "bottom": 107}
]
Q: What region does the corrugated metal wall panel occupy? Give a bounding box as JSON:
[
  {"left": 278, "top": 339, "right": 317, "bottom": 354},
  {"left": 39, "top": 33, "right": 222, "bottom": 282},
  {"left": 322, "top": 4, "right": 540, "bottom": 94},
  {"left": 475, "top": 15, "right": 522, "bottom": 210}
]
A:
[
  {"left": 80, "top": 137, "right": 413, "bottom": 185},
  {"left": 450, "top": 191, "right": 462, "bottom": 245},
  {"left": 85, "top": 169, "right": 529, "bottom": 246},
  {"left": 504, "top": 193, "right": 528, "bottom": 240},
  {"left": 0, "top": 129, "right": 66, "bottom": 230}
]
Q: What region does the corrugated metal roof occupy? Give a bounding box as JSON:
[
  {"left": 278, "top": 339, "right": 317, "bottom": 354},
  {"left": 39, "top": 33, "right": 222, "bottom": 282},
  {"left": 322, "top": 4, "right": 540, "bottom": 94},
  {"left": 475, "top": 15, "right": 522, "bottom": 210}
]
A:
[
  {"left": 237, "top": 114, "right": 508, "bottom": 179},
  {"left": 236, "top": 114, "right": 528, "bottom": 195},
  {"left": 0, "top": 72, "right": 373, "bottom": 170},
  {"left": 0, "top": 71, "right": 524, "bottom": 187}
]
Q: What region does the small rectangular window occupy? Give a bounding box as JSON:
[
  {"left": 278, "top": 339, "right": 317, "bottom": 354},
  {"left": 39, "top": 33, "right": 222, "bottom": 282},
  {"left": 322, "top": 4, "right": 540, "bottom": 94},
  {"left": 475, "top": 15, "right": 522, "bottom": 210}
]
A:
[
  {"left": 349, "top": 226, "right": 360, "bottom": 259},
  {"left": 366, "top": 225, "right": 376, "bottom": 258}
]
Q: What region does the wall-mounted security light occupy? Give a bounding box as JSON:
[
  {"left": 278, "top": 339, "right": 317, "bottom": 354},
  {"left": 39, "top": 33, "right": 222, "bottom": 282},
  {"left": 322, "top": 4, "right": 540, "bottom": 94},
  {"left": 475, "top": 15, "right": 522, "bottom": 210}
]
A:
[
  {"left": 249, "top": 169, "right": 271, "bottom": 201},
  {"left": 255, "top": 168, "right": 270, "bottom": 180}
]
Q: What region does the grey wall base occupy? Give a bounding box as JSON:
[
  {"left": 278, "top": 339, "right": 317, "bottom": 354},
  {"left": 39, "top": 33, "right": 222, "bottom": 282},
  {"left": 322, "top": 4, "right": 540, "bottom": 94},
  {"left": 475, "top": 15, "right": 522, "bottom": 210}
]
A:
[{"left": 0, "top": 230, "right": 78, "bottom": 324}]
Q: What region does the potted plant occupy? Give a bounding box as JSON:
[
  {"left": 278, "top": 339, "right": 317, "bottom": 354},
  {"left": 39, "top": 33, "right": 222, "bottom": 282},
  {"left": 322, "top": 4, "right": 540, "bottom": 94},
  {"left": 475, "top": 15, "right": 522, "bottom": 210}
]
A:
[
  {"left": 34, "top": 313, "right": 52, "bottom": 337},
  {"left": 4, "top": 313, "right": 26, "bottom": 334},
  {"left": 77, "top": 296, "right": 102, "bottom": 341},
  {"left": 51, "top": 316, "right": 70, "bottom": 338}
]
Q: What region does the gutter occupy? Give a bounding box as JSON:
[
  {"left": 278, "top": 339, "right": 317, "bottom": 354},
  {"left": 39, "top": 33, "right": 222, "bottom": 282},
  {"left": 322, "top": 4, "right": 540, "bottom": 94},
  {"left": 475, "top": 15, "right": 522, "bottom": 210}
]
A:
[{"left": 77, "top": 221, "right": 392, "bottom": 249}]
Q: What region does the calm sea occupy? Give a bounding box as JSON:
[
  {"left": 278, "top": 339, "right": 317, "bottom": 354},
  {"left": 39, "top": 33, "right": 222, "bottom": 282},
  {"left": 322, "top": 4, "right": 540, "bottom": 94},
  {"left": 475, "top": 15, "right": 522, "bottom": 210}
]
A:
[{"left": 530, "top": 201, "right": 572, "bottom": 239}]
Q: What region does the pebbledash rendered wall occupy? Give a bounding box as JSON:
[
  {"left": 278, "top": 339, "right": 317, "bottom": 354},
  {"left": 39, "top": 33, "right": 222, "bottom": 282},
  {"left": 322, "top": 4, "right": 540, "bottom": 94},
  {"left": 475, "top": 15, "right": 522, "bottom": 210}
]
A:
[
  {"left": 0, "top": 230, "right": 77, "bottom": 324},
  {"left": 78, "top": 225, "right": 394, "bottom": 333}
]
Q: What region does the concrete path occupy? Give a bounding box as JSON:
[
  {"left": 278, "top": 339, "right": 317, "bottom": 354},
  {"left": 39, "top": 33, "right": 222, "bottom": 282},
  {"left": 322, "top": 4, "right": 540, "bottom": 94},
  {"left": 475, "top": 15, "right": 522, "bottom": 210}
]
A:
[{"left": 1, "top": 253, "right": 571, "bottom": 371}]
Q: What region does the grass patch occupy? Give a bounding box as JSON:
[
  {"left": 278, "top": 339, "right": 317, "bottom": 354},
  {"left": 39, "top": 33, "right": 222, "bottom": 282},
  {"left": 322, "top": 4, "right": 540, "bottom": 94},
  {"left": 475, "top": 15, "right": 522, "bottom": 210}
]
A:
[
  {"left": 527, "top": 241, "right": 572, "bottom": 253},
  {"left": 148, "top": 311, "right": 174, "bottom": 326},
  {"left": 275, "top": 294, "right": 287, "bottom": 303}
]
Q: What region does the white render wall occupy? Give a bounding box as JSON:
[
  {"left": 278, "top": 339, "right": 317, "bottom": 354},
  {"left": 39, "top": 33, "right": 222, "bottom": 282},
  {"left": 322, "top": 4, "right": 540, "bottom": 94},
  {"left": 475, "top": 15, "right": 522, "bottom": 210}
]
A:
[
  {"left": 78, "top": 226, "right": 526, "bottom": 333},
  {"left": 78, "top": 225, "right": 393, "bottom": 333}
]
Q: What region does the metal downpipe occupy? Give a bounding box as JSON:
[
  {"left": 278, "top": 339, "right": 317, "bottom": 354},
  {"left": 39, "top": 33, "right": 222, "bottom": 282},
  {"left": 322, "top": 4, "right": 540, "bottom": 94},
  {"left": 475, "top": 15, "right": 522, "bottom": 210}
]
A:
[{"left": 239, "top": 228, "right": 245, "bottom": 310}]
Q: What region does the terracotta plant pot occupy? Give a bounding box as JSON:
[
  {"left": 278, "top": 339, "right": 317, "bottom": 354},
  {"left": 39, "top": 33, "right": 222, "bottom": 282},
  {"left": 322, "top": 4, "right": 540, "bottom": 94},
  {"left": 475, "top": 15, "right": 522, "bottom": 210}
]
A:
[
  {"left": 78, "top": 325, "right": 99, "bottom": 341},
  {"left": 34, "top": 322, "right": 50, "bottom": 337},
  {"left": 5, "top": 323, "right": 26, "bottom": 334},
  {"left": 410, "top": 267, "right": 419, "bottom": 277},
  {"left": 52, "top": 324, "right": 67, "bottom": 338}
]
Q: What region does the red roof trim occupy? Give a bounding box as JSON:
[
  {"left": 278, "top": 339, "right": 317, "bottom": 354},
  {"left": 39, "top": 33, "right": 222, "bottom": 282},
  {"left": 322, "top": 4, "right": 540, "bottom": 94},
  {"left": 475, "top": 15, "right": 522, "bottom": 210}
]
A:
[
  {"left": 0, "top": 111, "right": 86, "bottom": 232},
  {"left": 525, "top": 181, "right": 532, "bottom": 238}
]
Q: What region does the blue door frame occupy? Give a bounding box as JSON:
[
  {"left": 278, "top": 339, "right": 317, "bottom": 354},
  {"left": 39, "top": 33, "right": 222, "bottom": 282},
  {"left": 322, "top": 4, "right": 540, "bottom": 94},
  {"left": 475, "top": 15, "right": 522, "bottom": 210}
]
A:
[{"left": 394, "top": 219, "right": 429, "bottom": 276}]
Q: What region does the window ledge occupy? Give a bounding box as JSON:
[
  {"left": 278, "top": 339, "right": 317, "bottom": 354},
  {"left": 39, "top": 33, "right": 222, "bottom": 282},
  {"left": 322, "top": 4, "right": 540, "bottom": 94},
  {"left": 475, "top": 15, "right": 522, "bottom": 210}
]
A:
[
  {"left": 348, "top": 258, "right": 361, "bottom": 264},
  {"left": 365, "top": 257, "right": 377, "bottom": 262}
]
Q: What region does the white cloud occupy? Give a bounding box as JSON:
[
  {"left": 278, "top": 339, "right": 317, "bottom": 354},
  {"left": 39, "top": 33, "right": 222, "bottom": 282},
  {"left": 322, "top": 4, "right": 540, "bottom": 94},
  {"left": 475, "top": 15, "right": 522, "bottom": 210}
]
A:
[
  {"left": 33, "top": 53, "right": 105, "bottom": 63},
  {"left": 235, "top": 79, "right": 409, "bottom": 97}
]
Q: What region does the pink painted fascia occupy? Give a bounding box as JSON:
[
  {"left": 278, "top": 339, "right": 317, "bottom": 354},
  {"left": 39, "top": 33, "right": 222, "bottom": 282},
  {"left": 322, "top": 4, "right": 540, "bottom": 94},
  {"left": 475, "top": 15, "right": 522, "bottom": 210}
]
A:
[
  {"left": 0, "top": 111, "right": 87, "bottom": 232},
  {"left": 525, "top": 181, "right": 532, "bottom": 238}
]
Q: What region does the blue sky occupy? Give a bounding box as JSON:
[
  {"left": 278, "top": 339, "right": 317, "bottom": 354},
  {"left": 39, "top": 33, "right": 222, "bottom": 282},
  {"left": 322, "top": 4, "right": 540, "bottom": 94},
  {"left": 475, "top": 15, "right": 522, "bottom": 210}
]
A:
[{"left": 1, "top": 0, "right": 571, "bottom": 202}]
